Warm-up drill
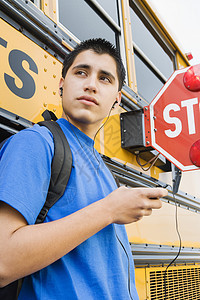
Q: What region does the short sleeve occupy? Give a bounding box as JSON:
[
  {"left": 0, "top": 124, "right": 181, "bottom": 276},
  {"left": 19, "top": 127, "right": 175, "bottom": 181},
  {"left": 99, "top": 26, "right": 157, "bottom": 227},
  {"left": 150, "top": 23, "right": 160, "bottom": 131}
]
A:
[{"left": 0, "top": 125, "right": 54, "bottom": 224}]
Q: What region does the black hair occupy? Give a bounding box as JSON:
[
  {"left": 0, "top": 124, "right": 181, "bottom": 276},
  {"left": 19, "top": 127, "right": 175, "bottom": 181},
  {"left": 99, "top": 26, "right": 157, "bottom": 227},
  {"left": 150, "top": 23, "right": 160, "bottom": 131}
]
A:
[{"left": 62, "top": 38, "right": 126, "bottom": 91}]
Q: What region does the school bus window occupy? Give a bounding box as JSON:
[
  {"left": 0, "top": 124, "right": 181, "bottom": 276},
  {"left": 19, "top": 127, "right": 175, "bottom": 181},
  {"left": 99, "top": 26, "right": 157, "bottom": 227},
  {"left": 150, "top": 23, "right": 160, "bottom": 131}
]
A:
[
  {"left": 95, "top": 0, "right": 119, "bottom": 24},
  {"left": 129, "top": 6, "right": 174, "bottom": 79},
  {"left": 58, "top": 0, "right": 118, "bottom": 45},
  {"left": 134, "top": 51, "right": 163, "bottom": 101}
]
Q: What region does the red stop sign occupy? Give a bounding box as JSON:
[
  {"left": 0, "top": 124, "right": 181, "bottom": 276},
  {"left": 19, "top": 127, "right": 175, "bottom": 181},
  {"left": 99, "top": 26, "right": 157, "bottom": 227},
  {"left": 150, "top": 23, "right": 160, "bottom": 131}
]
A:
[{"left": 144, "top": 64, "right": 200, "bottom": 171}]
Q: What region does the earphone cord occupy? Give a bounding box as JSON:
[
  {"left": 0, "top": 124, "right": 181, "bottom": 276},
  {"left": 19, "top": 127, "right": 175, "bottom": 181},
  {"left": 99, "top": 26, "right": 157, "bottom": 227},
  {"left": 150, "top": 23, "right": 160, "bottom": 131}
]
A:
[
  {"left": 164, "top": 192, "right": 182, "bottom": 299},
  {"left": 93, "top": 105, "right": 114, "bottom": 170}
]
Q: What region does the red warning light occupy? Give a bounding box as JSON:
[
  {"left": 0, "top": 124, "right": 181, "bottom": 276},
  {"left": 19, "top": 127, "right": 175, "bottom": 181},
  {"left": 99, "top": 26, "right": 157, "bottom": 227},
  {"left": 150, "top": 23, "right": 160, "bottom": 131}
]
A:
[
  {"left": 183, "top": 64, "right": 200, "bottom": 92},
  {"left": 189, "top": 140, "right": 200, "bottom": 167}
]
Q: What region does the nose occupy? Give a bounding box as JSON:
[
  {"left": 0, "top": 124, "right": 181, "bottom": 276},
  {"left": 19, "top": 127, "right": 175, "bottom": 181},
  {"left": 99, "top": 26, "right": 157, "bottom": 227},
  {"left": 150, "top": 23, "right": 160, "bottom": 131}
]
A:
[{"left": 83, "top": 75, "right": 97, "bottom": 93}]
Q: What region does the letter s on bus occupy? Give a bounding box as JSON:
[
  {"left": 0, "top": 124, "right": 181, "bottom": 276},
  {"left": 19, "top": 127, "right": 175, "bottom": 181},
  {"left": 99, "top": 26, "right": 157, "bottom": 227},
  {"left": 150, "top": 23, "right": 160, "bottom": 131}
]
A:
[
  {"left": 163, "top": 103, "right": 182, "bottom": 138},
  {"left": 4, "top": 49, "right": 38, "bottom": 99}
]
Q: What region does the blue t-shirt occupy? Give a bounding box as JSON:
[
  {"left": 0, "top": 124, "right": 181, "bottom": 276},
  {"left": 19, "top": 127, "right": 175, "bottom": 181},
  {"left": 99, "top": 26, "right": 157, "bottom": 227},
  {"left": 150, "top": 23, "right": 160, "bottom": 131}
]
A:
[{"left": 0, "top": 118, "right": 139, "bottom": 300}]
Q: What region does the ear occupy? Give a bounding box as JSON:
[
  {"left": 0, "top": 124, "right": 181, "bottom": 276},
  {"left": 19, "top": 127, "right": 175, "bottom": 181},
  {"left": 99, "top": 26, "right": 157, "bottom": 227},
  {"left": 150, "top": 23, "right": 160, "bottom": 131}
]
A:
[
  {"left": 115, "top": 91, "right": 121, "bottom": 108},
  {"left": 59, "top": 77, "right": 64, "bottom": 90}
]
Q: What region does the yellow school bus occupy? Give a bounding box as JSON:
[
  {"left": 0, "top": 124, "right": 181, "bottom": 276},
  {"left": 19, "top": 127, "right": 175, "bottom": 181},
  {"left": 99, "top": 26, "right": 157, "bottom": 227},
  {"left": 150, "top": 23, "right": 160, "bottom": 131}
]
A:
[{"left": 1, "top": 0, "right": 200, "bottom": 299}]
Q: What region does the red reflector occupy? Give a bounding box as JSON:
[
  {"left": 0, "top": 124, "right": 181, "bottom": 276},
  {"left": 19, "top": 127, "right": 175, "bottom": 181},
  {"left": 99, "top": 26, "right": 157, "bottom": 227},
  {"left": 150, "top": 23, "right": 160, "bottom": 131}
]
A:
[
  {"left": 183, "top": 64, "right": 200, "bottom": 92},
  {"left": 185, "top": 52, "right": 193, "bottom": 61},
  {"left": 189, "top": 140, "right": 200, "bottom": 167}
]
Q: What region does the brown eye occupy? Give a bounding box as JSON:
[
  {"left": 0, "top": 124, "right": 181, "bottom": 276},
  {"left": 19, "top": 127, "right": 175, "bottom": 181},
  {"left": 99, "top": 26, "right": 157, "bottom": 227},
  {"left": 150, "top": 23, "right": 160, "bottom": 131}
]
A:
[
  {"left": 76, "top": 70, "right": 87, "bottom": 76},
  {"left": 100, "top": 76, "right": 111, "bottom": 83}
]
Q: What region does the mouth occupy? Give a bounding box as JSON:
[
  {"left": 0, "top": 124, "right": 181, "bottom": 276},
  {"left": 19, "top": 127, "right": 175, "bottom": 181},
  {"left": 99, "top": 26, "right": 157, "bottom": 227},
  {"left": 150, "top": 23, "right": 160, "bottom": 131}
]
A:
[{"left": 77, "top": 95, "right": 98, "bottom": 105}]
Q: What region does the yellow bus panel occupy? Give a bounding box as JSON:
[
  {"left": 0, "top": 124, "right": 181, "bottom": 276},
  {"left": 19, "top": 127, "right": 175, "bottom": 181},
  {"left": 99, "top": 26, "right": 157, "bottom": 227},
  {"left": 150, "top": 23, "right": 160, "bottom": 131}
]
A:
[{"left": 0, "top": 18, "right": 63, "bottom": 123}]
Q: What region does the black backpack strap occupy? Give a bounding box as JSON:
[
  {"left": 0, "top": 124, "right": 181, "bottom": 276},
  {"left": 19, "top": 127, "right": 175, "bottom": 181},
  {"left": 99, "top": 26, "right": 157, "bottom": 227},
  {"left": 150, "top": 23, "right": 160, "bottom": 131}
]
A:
[
  {"left": 0, "top": 138, "right": 9, "bottom": 150},
  {"left": 36, "top": 121, "right": 72, "bottom": 224},
  {"left": 42, "top": 109, "right": 58, "bottom": 121},
  {"left": 0, "top": 281, "right": 18, "bottom": 300}
]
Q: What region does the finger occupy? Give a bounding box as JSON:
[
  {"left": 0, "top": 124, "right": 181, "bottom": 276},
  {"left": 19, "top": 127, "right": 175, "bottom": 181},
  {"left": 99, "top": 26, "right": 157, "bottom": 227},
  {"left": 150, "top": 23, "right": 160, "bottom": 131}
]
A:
[
  {"left": 150, "top": 199, "right": 162, "bottom": 209},
  {"left": 145, "top": 188, "right": 168, "bottom": 199},
  {"left": 142, "top": 198, "right": 162, "bottom": 210},
  {"left": 144, "top": 208, "right": 152, "bottom": 216}
]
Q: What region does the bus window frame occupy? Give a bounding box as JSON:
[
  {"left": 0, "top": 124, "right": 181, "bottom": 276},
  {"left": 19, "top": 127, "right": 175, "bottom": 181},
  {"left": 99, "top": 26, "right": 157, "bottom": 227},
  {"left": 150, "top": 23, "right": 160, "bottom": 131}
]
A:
[
  {"left": 129, "top": 0, "right": 176, "bottom": 102},
  {"left": 130, "top": 0, "right": 175, "bottom": 60}
]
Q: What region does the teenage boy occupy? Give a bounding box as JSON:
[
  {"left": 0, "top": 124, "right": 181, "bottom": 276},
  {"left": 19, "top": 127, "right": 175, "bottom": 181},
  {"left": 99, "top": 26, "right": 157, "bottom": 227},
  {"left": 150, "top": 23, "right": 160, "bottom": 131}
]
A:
[{"left": 0, "top": 38, "right": 167, "bottom": 299}]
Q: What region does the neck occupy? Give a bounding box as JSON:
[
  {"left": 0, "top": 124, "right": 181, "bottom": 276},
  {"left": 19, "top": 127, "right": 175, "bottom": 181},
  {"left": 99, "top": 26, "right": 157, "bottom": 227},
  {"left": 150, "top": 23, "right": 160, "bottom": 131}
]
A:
[{"left": 61, "top": 112, "right": 100, "bottom": 139}]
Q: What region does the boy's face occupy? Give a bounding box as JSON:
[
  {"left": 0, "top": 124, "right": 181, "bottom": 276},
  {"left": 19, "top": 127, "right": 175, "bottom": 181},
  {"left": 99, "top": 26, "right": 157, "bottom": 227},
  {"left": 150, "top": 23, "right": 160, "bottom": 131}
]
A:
[{"left": 59, "top": 50, "right": 121, "bottom": 136}]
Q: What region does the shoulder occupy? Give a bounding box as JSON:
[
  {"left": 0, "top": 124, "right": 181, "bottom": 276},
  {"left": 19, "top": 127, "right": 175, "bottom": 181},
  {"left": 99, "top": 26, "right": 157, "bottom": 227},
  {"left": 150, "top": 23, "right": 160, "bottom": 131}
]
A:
[
  {"left": 0, "top": 125, "right": 55, "bottom": 225},
  {"left": 1, "top": 124, "right": 54, "bottom": 159}
]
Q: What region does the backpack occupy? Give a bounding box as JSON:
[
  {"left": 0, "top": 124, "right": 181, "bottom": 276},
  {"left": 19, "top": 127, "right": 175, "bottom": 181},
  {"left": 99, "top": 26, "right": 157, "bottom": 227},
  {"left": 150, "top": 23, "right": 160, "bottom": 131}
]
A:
[{"left": 0, "top": 110, "right": 72, "bottom": 300}]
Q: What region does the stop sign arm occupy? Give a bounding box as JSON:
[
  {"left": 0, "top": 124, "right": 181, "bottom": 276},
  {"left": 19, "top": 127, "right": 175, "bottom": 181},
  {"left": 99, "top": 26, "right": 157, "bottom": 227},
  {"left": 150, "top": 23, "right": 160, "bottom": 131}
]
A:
[{"left": 172, "top": 165, "right": 182, "bottom": 194}]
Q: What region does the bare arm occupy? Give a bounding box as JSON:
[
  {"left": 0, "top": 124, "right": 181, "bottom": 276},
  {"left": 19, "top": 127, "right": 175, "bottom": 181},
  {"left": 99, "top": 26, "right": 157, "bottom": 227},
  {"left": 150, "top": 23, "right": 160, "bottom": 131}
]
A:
[{"left": 0, "top": 187, "right": 167, "bottom": 287}]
